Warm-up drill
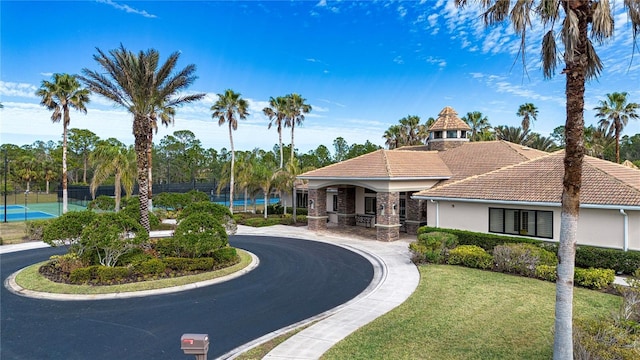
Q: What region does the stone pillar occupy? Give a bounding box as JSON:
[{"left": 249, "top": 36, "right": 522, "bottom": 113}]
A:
[
  {"left": 375, "top": 191, "right": 400, "bottom": 242},
  {"left": 307, "top": 188, "right": 327, "bottom": 231},
  {"left": 404, "top": 191, "right": 421, "bottom": 235},
  {"left": 337, "top": 187, "right": 356, "bottom": 226}
]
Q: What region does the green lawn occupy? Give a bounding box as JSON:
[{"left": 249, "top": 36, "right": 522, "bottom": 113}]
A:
[{"left": 322, "top": 265, "right": 620, "bottom": 360}]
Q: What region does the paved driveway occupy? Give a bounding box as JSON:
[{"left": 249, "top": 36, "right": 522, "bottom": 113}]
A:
[{"left": 0, "top": 235, "right": 373, "bottom": 359}]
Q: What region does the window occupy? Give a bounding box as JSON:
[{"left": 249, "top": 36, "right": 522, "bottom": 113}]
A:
[
  {"left": 399, "top": 198, "right": 406, "bottom": 219},
  {"left": 488, "top": 207, "right": 553, "bottom": 239},
  {"left": 461, "top": 130, "right": 467, "bottom": 138},
  {"left": 297, "top": 192, "right": 308, "bottom": 208},
  {"left": 447, "top": 130, "right": 458, "bottom": 139},
  {"left": 434, "top": 131, "right": 443, "bottom": 139},
  {"left": 332, "top": 194, "right": 338, "bottom": 211},
  {"left": 365, "top": 197, "right": 376, "bottom": 215}
]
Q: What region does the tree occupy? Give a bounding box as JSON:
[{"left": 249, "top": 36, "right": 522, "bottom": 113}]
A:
[
  {"left": 81, "top": 45, "right": 205, "bottom": 231},
  {"left": 211, "top": 89, "right": 249, "bottom": 214},
  {"left": 516, "top": 103, "right": 539, "bottom": 133},
  {"left": 550, "top": 126, "right": 566, "bottom": 148},
  {"left": 382, "top": 125, "right": 403, "bottom": 150},
  {"left": 36, "top": 73, "right": 90, "bottom": 214},
  {"left": 462, "top": 111, "right": 491, "bottom": 141},
  {"left": 594, "top": 92, "right": 639, "bottom": 163},
  {"left": 494, "top": 125, "right": 530, "bottom": 145},
  {"left": 68, "top": 128, "right": 99, "bottom": 184},
  {"left": 148, "top": 103, "right": 175, "bottom": 209},
  {"left": 283, "top": 93, "right": 312, "bottom": 221},
  {"left": 89, "top": 142, "right": 136, "bottom": 212},
  {"left": 399, "top": 115, "right": 426, "bottom": 145},
  {"left": 263, "top": 96, "right": 288, "bottom": 169},
  {"left": 455, "top": 2, "right": 639, "bottom": 358},
  {"left": 333, "top": 137, "right": 350, "bottom": 161}
]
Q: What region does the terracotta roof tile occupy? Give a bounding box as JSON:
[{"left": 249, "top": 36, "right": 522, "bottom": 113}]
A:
[
  {"left": 299, "top": 149, "right": 452, "bottom": 179},
  {"left": 428, "top": 106, "right": 471, "bottom": 132},
  {"left": 415, "top": 151, "right": 640, "bottom": 206}
]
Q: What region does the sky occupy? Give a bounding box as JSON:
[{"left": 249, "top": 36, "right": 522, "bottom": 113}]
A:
[{"left": 1, "top": 0, "right": 639, "bottom": 154}]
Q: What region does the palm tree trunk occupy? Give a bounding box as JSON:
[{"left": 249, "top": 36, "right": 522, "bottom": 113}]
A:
[
  {"left": 147, "top": 130, "right": 154, "bottom": 211},
  {"left": 291, "top": 122, "right": 297, "bottom": 222},
  {"left": 229, "top": 123, "right": 235, "bottom": 215},
  {"left": 279, "top": 129, "right": 284, "bottom": 169},
  {"left": 134, "top": 115, "right": 151, "bottom": 232},
  {"left": 244, "top": 188, "right": 248, "bottom": 212},
  {"left": 114, "top": 172, "right": 122, "bottom": 212},
  {"left": 264, "top": 191, "right": 269, "bottom": 219},
  {"left": 553, "top": 6, "right": 588, "bottom": 359},
  {"left": 62, "top": 115, "right": 68, "bottom": 214},
  {"left": 83, "top": 154, "right": 88, "bottom": 184},
  {"left": 615, "top": 122, "right": 621, "bottom": 163}
]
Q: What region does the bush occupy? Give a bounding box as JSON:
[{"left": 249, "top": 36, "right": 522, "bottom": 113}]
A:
[
  {"left": 95, "top": 266, "right": 130, "bottom": 283},
  {"left": 77, "top": 212, "right": 148, "bottom": 267},
  {"left": 417, "top": 226, "right": 540, "bottom": 251},
  {"left": 43, "top": 211, "right": 97, "bottom": 247},
  {"left": 493, "top": 243, "right": 557, "bottom": 277},
  {"left": 535, "top": 265, "right": 558, "bottom": 282},
  {"left": 119, "top": 196, "right": 161, "bottom": 230},
  {"left": 88, "top": 195, "right": 115, "bottom": 211},
  {"left": 574, "top": 318, "right": 640, "bottom": 359},
  {"left": 212, "top": 247, "right": 238, "bottom": 263},
  {"left": 162, "top": 257, "right": 215, "bottom": 272},
  {"left": 25, "top": 219, "right": 52, "bottom": 241},
  {"left": 244, "top": 217, "right": 283, "bottom": 227},
  {"left": 448, "top": 245, "right": 493, "bottom": 269},
  {"left": 574, "top": 268, "right": 615, "bottom": 290},
  {"left": 178, "top": 201, "right": 237, "bottom": 235},
  {"left": 132, "top": 258, "right": 166, "bottom": 276},
  {"left": 171, "top": 212, "right": 228, "bottom": 258},
  {"left": 409, "top": 231, "right": 459, "bottom": 265},
  {"left": 69, "top": 266, "right": 98, "bottom": 284},
  {"left": 50, "top": 253, "right": 85, "bottom": 274},
  {"left": 576, "top": 246, "right": 640, "bottom": 276}
]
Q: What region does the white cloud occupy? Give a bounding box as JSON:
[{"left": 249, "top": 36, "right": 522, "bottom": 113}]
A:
[
  {"left": 397, "top": 5, "right": 407, "bottom": 18},
  {"left": 0, "top": 81, "right": 38, "bottom": 98},
  {"left": 393, "top": 56, "right": 404, "bottom": 65},
  {"left": 96, "top": 0, "right": 157, "bottom": 19}
]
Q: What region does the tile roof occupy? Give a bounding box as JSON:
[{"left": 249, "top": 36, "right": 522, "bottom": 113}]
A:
[
  {"left": 428, "top": 106, "right": 471, "bottom": 132},
  {"left": 414, "top": 151, "right": 640, "bottom": 206},
  {"left": 298, "top": 149, "right": 452, "bottom": 179},
  {"left": 436, "top": 140, "right": 548, "bottom": 184}
]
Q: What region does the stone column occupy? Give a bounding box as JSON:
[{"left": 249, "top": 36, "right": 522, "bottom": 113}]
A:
[
  {"left": 307, "top": 188, "right": 327, "bottom": 231},
  {"left": 375, "top": 191, "right": 400, "bottom": 242},
  {"left": 404, "top": 191, "right": 421, "bottom": 235},
  {"left": 337, "top": 187, "right": 356, "bottom": 226}
]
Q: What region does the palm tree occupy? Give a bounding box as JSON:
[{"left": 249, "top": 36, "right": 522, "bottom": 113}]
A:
[
  {"left": 454, "top": 1, "right": 638, "bottom": 357},
  {"left": 80, "top": 45, "right": 205, "bottom": 231},
  {"left": 283, "top": 93, "right": 312, "bottom": 221},
  {"left": 263, "top": 96, "right": 288, "bottom": 169},
  {"left": 462, "top": 111, "right": 491, "bottom": 141},
  {"left": 36, "top": 73, "right": 90, "bottom": 214},
  {"left": 594, "top": 92, "right": 639, "bottom": 163},
  {"left": 516, "top": 103, "right": 538, "bottom": 133},
  {"left": 90, "top": 143, "right": 137, "bottom": 212},
  {"left": 399, "top": 115, "right": 424, "bottom": 145},
  {"left": 494, "top": 125, "right": 530, "bottom": 145},
  {"left": 528, "top": 133, "right": 557, "bottom": 152},
  {"left": 211, "top": 89, "right": 249, "bottom": 214},
  {"left": 383, "top": 125, "right": 404, "bottom": 149}
]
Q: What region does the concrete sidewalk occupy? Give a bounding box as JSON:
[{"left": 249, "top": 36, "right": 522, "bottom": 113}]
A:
[{"left": 220, "top": 225, "right": 420, "bottom": 360}]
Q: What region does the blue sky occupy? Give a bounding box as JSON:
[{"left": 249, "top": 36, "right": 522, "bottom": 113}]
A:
[{"left": 1, "top": 0, "right": 639, "bottom": 153}]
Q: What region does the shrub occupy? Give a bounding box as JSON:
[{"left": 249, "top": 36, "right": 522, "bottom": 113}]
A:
[
  {"left": 162, "top": 257, "right": 215, "bottom": 272},
  {"left": 69, "top": 266, "right": 98, "bottom": 284},
  {"left": 448, "top": 245, "right": 493, "bottom": 269},
  {"left": 132, "top": 259, "right": 166, "bottom": 276},
  {"left": 178, "top": 201, "right": 237, "bottom": 235},
  {"left": 95, "top": 266, "right": 130, "bottom": 283},
  {"left": 50, "top": 253, "right": 85, "bottom": 274},
  {"left": 77, "top": 212, "right": 148, "bottom": 267},
  {"left": 25, "top": 219, "right": 52, "bottom": 241},
  {"left": 153, "top": 192, "right": 186, "bottom": 210},
  {"left": 43, "top": 211, "right": 97, "bottom": 247},
  {"left": 575, "top": 246, "right": 640, "bottom": 276},
  {"left": 493, "top": 243, "right": 557, "bottom": 277},
  {"left": 417, "top": 226, "right": 540, "bottom": 250},
  {"left": 119, "top": 196, "right": 161, "bottom": 229},
  {"left": 212, "top": 247, "right": 238, "bottom": 263},
  {"left": 88, "top": 195, "right": 115, "bottom": 211},
  {"left": 413, "top": 231, "right": 458, "bottom": 264},
  {"left": 574, "top": 268, "right": 615, "bottom": 290},
  {"left": 171, "top": 212, "right": 228, "bottom": 258},
  {"left": 244, "top": 217, "right": 283, "bottom": 227},
  {"left": 535, "top": 265, "right": 558, "bottom": 282}
]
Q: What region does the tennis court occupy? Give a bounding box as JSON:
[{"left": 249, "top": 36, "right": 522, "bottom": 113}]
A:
[{"left": 0, "top": 203, "right": 86, "bottom": 222}]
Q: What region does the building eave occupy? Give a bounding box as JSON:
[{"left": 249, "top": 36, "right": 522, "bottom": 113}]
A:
[
  {"left": 410, "top": 195, "right": 640, "bottom": 210},
  {"left": 298, "top": 176, "right": 451, "bottom": 181}
]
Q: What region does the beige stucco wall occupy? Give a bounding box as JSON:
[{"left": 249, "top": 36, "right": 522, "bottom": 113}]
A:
[
  {"left": 424, "top": 200, "right": 639, "bottom": 250},
  {"left": 305, "top": 179, "right": 440, "bottom": 192}
]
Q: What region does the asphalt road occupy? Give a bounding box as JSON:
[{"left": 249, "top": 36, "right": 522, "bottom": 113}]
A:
[{"left": 0, "top": 235, "right": 374, "bottom": 359}]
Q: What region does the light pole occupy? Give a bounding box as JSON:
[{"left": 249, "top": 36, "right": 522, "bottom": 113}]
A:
[{"left": 24, "top": 190, "right": 29, "bottom": 221}]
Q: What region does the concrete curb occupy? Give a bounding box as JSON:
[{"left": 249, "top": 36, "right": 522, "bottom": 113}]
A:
[{"left": 4, "top": 250, "right": 260, "bottom": 301}]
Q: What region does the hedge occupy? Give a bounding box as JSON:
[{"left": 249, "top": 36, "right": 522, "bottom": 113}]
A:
[{"left": 418, "top": 226, "right": 640, "bottom": 275}]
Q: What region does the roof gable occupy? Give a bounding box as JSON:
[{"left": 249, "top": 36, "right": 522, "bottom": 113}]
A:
[{"left": 428, "top": 106, "right": 471, "bottom": 132}]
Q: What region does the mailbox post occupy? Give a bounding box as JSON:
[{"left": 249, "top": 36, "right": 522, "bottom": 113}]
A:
[{"left": 181, "top": 333, "right": 209, "bottom": 360}]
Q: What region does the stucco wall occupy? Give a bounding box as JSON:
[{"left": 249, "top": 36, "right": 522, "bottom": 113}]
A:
[{"left": 424, "top": 200, "right": 639, "bottom": 251}]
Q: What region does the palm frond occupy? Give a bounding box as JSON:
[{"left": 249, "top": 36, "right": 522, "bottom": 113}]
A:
[
  {"left": 585, "top": 38, "right": 604, "bottom": 80},
  {"left": 591, "top": 0, "right": 614, "bottom": 44},
  {"left": 561, "top": 8, "right": 579, "bottom": 64},
  {"left": 541, "top": 30, "right": 558, "bottom": 79}
]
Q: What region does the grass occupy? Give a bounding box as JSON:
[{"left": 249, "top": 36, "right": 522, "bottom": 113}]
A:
[
  {"left": 322, "top": 265, "right": 621, "bottom": 360},
  {"left": 13, "top": 249, "right": 252, "bottom": 295},
  {"left": 234, "top": 323, "right": 315, "bottom": 360},
  {"left": 0, "top": 221, "right": 28, "bottom": 244}
]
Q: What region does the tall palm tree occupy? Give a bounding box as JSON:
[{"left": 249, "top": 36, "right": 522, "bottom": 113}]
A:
[
  {"left": 211, "top": 89, "right": 249, "bottom": 214},
  {"left": 36, "top": 73, "right": 90, "bottom": 214},
  {"left": 462, "top": 111, "right": 491, "bottom": 141},
  {"left": 594, "top": 92, "right": 639, "bottom": 163},
  {"left": 284, "top": 93, "right": 312, "bottom": 220},
  {"left": 516, "top": 103, "right": 538, "bottom": 133},
  {"left": 263, "top": 96, "right": 288, "bottom": 169},
  {"left": 494, "top": 125, "right": 530, "bottom": 145},
  {"left": 454, "top": 2, "right": 638, "bottom": 357},
  {"left": 90, "top": 143, "right": 137, "bottom": 212},
  {"left": 399, "top": 115, "right": 424, "bottom": 145},
  {"left": 80, "top": 45, "right": 205, "bottom": 231}
]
